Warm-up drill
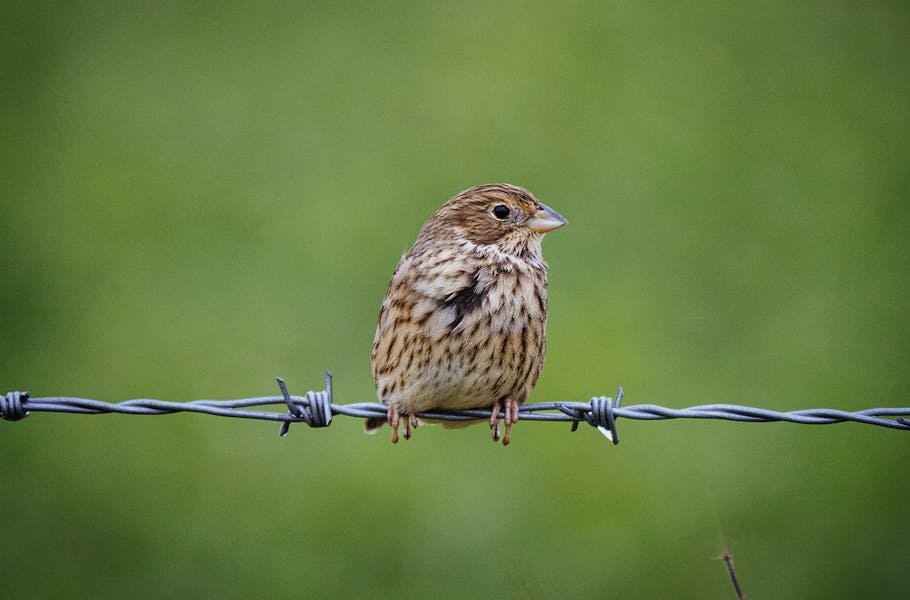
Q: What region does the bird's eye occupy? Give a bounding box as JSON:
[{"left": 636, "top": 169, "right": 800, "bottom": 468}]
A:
[{"left": 492, "top": 205, "right": 510, "bottom": 220}]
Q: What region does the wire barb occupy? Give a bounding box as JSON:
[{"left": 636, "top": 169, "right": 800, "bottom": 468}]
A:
[
  {"left": 557, "top": 387, "right": 623, "bottom": 444},
  {"left": 3, "top": 376, "right": 910, "bottom": 444},
  {"left": 277, "top": 372, "right": 334, "bottom": 436},
  {"left": 1, "top": 391, "right": 29, "bottom": 421}
]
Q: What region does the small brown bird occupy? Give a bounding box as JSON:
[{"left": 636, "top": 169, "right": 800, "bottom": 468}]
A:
[{"left": 369, "top": 183, "right": 566, "bottom": 445}]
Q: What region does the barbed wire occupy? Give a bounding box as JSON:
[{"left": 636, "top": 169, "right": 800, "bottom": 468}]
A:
[{"left": 2, "top": 372, "right": 909, "bottom": 444}]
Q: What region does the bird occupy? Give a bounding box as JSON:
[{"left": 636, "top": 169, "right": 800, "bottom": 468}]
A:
[{"left": 368, "top": 183, "right": 566, "bottom": 445}]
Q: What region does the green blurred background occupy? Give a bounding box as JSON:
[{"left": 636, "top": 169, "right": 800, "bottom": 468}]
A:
[{"left": 2, "top": 2, "right": 908, "bottom": 598}]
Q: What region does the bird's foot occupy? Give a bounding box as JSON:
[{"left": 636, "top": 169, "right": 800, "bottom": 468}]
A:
[
  {"left": 490, "top": 397, "right": 520, "bottom": 446},
  {"left": 388, "top": 406, "right": 418, "bottom": 443},
  {"left": 388, "top": 405, "right": 400, "bottom": 443},
  {"left": 402, "top": 412, "right": 418, "bottom": 440}
]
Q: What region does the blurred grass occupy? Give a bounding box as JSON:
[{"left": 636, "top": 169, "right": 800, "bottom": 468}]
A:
[{"left": 2, "top": 1, "right": 909, "bottom": 598}]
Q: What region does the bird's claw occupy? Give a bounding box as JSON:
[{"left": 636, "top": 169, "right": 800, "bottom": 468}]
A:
[
  {"left": 402, "top": 412, "right": 418, "bottom": 440},
  {"left": 388, "top": 405, "right": 400, "bottom": 444},
  {"left": 388, "top": 406, "right": 418, "bottom": 443},
  {"left": 490, "top": 397, "right": 519, "bottom": 446}
]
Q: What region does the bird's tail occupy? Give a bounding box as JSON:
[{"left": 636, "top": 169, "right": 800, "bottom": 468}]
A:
[{"left": 363, "top": 417, "right": 386, "bottom": 433}]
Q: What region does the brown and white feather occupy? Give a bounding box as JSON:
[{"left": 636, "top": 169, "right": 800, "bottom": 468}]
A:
[{"left": 370, "top": 183, "right": 564, "bottom": 432}]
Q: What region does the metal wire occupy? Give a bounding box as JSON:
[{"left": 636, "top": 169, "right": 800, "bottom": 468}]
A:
[{"left": 3, "top": 372, "right": 909, "bottom": 444}]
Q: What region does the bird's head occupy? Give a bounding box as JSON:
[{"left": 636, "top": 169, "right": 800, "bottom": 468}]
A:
[{"left": 420, "top": 183, "right": 567, "bottom": 257}]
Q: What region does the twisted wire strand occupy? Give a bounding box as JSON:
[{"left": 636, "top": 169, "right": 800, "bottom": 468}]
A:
[{"left": 3, "top": 373, "right": 909, "bottom": 444}]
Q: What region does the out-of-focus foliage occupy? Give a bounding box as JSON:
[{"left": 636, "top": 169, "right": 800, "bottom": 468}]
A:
[{"left": 2, "top": 2, "right": 908, "bottom": 598}]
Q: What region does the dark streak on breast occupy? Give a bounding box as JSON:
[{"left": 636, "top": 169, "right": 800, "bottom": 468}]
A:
[{"left": 444, "top": 271, "right": 486, "bottom": 332}]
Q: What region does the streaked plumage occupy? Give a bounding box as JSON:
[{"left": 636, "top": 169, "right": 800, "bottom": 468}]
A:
[{"left": 369, "top": 183, "right": 566, "bottom": 444}]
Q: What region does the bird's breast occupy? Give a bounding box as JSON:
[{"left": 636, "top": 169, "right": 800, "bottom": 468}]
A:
[{"left": 402, "top": 266, "right": 547, "bottom": 411}]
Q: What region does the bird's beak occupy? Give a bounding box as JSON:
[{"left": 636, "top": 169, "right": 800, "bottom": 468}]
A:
[{"left": 527, "top": 202, "right": 568, "bottom": 233}]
